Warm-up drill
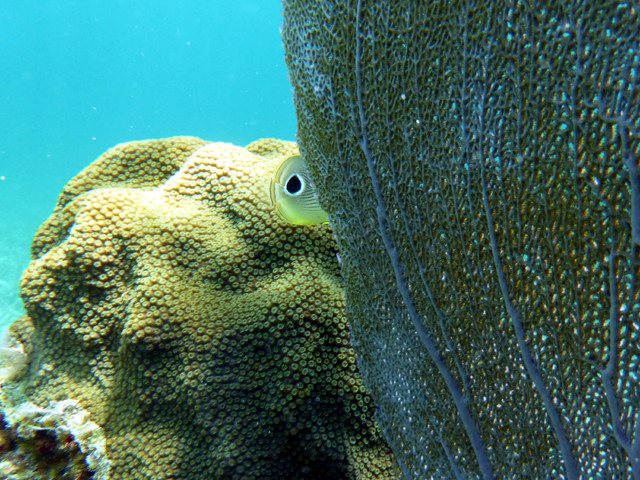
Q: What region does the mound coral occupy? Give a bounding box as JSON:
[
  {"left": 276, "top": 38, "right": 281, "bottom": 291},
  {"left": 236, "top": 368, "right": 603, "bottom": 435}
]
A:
[{"left": 0, "top": 137, "right": 399, "bottom": 479}]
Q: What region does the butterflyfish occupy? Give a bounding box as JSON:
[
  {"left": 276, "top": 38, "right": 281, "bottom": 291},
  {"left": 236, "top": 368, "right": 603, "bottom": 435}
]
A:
[{"left": 269, "top": 154, "right": 328, "bottom": 225}]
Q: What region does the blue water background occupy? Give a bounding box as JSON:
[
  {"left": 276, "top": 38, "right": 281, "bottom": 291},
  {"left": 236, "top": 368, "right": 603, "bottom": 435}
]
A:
[{"left": 0, "top": 1, "right": 296, "bottom": 328}]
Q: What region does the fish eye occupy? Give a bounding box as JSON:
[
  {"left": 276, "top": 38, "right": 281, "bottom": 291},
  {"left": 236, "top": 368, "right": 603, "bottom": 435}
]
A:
[{"left": 285, "top": 174, "right": 304, "bottom": 195}]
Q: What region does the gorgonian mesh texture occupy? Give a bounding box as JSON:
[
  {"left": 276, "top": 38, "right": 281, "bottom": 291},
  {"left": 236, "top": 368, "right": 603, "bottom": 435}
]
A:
[{"left": 282, "top": 1, "right": 640, "bottom": 478}]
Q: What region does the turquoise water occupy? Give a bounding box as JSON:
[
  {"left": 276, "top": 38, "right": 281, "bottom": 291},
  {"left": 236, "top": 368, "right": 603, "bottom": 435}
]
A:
[{"left": 0, "top": 1, "right": 296, "bottom": 328}]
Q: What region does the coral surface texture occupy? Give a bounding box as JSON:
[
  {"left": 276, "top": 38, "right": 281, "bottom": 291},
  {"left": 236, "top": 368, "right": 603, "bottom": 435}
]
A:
[
  {"left": 283, "top": 1, "right": 640, "bottom": 479},
  {"left": 1, "top": 137, "right": 399, "bottom": 479}
]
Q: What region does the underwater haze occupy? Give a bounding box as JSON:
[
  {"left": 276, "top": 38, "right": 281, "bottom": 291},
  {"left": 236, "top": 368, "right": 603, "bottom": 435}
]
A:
[{"left": 0, "top": 0, "right": 296, "bottom": 328}]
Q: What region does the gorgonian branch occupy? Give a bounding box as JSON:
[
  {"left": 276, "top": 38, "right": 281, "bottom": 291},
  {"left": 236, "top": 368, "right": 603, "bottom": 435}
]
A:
[{"left": 354, "top": 1, "right": 494, "bottom": 478}]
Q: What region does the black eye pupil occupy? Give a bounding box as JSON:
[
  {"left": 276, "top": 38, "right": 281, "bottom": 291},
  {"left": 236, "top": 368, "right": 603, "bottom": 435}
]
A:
[{"left": 286, "top": 175, "right": 302, "bottom": 194}]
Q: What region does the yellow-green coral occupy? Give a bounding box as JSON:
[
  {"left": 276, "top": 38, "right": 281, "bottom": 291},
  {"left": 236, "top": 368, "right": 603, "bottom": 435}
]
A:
[{"left": 2, "top": 137, "right": 400, "bottom": 479}]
